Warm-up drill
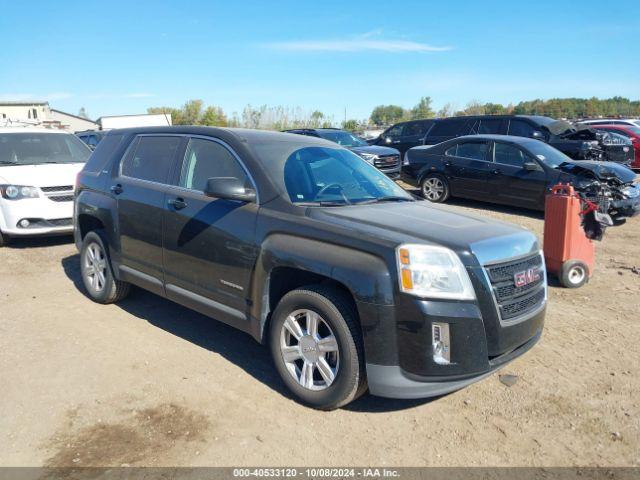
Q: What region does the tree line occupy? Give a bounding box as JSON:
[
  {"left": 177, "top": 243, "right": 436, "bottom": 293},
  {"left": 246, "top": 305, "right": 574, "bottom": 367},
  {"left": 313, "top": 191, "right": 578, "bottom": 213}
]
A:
[
  {"left": 369, "top": 96, "right": 640, "bottom": 126},
  {"left": 147, "top": 96, "right": 640, "bottom": 131}
]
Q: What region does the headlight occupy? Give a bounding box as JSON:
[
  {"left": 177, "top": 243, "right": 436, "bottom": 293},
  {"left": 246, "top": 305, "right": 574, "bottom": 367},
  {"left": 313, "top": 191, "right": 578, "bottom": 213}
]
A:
[
  {"left": 358, "top": 152, "right": 377, "bottom": 163},
  {"left": 1, "top": 185, "right": 40, "bottom": 200},
  {"left": 396, "top": 244, "right": 476, "bottom": 300}
]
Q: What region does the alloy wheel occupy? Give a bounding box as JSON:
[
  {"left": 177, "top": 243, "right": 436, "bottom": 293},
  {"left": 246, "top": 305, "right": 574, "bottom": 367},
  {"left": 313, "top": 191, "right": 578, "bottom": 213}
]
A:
[
  {"left": 280, "top": 309, "right": 340, "bottom": 391},
  {"left": 83, "top": 242, "right": 107, "bottom": 292},
  {"left": 422, "top": 177, "right": 445, "bottom": 201}
]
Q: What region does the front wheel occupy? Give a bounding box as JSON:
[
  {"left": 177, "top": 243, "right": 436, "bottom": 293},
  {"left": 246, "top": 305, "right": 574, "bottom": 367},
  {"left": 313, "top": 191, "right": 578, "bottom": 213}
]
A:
[
  {"left": 420, "top": 174, "right": 450, "bottom": 203},
  {"left": 80, "top": 230, "right": 131, "bottom": 303},
  {"left": 269, "top": 285, "right": 366, "bottom": 410}
]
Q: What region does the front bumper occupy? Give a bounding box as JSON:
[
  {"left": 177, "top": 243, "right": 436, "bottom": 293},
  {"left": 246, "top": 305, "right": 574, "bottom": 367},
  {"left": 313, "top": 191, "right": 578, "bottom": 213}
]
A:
[
  {"left": 0, "top": 197, "right": 74, "bottom": 236},
  {"left": 367, "top": 329, "right": 541, "bottom": 398}
]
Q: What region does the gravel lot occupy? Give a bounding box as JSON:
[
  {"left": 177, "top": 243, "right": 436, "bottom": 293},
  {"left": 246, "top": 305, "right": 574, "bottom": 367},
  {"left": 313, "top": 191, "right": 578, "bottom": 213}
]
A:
[{"left": 0, "top": 197, "right": 638, "bottom": 467}]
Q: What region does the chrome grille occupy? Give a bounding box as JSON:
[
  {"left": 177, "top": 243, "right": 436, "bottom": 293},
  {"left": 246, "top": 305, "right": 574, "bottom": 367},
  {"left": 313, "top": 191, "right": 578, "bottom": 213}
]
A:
[
  {"left": 484, "top": 253, "right": 546, "bottom": 322},
  {"left": 40, "top": 185, "right": 73, "bottom": 193},
  {"left": 48, "top": 195, "right": 74, "bottom": 202},
  {"left": 374, "top": 154, "right": 400, "bottom": 169}
]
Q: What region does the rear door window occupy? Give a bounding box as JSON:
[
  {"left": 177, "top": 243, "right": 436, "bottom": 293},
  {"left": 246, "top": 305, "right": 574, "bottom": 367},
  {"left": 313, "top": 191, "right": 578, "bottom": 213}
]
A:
[
  {"left": 428, "top": 119, "right": 467, "bottom": 137},
  {"left": 454, "top": 141, "right": 489, "bottom": 161},
  {"left": 121, "top": 136, "right": 181, "bottom": 183},
  {"left": 479, "top": 119, "right": 503, "bottom": 134}
]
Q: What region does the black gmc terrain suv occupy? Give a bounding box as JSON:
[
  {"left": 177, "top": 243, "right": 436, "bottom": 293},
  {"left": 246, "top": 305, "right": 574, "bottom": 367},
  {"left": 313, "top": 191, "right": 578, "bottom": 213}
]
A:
[{"left": 74, "top": 127, "right": 546, "bottom": 409}]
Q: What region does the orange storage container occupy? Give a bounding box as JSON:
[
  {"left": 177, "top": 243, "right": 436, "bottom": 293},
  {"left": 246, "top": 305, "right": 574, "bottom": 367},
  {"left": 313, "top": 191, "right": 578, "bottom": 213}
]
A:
[{"left": 543, "top": 184, "right": 595, "bottom": 288}]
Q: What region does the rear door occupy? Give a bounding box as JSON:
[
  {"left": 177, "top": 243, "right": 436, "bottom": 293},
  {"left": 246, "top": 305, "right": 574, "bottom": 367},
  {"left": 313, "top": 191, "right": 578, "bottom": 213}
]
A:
[
  {"left": 162, "top": 136, "right": 259, "bottom": 327},
  {"left": 112, "top": 134, "right": 184, "bottom": 294},
  {"left": 488, "top": 141, "right": 547, "bottom": 209},
  {"left": 424, "top": 118, "right": 470, "bottom": 145},
  {"left": 443, "top": 140, "right": 491, "bottom": 199}
]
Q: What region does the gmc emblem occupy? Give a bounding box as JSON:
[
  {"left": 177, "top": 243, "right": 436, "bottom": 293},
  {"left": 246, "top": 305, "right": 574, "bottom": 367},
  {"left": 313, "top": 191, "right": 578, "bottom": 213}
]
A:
[{"left": 514, "top": 267, "right": 541, "bottom": 287}]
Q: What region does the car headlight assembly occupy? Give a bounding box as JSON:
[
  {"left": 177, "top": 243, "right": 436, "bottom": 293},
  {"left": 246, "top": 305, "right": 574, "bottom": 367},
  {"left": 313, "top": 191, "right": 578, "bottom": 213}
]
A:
[
  {"left": 397, "top": 244, "right": 476, "bottom": 300},
  {"left": 358, "top": 152, "right": 377, "bottom": 164},
  {"left": 621, "top": 185, "right": 640, "bottom": 199},
  {"left": 1, "top": 185, "right": 40, "bottom": 200}
]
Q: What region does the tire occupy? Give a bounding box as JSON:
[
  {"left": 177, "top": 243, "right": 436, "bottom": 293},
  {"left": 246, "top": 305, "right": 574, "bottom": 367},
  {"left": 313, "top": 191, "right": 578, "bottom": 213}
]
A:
[
  {"left": 0, "top": 230, "right": 8, "bottom": 247},
  {"left": 269, "top": 285, "right": 366, "bottom": 410},
  {"left": 80, "top": 230, "right": 131, "bottom": 303},
  {"left": 560, "top": 260, "right": 589, "bottom": 288},
  {"left": 420, "top": 174, "right": 450, "bottom": 203}
]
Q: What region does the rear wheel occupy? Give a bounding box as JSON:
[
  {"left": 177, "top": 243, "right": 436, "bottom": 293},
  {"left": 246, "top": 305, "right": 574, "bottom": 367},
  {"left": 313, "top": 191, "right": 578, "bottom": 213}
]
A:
[
  {"left": 421, "top": 174, "right": 450, "bottom": 203},
  {"left": 80, "top": 230, "right": 131, "bottom": 303},
  {"left": 560, "top": 260, "right": 589, "bottom": 288},
  {"left": 269, "top": 285, "right": 366, "bottom": 410}
]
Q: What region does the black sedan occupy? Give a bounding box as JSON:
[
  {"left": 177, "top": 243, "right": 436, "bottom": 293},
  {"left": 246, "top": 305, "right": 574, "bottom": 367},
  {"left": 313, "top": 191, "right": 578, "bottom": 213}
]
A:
[{"left": 401, "top": 135, "right": 640, "bottom": 221}]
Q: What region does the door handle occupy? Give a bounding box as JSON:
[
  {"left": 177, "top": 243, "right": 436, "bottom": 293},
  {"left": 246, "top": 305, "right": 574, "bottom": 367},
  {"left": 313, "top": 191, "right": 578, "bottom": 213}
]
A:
[
  {"left": 443, "top": 161, "right": 451, "bottom": 167},
  {"left": 110, "top": 184, "right": 123, "bottom": 195},
  {"left": 392, "top": 140, "right": 401, "bottom": 144},
  {"left": 491, "top": 169, "right": 501, "bottom": 175},
  {"left": 168, "top": 197, "right": 188, "bottom": 210}
]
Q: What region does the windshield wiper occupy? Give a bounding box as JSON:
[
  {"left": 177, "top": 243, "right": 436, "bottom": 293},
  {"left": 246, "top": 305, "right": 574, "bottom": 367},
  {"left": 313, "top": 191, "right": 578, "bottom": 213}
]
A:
[
  {"left": 353, "top": 196, "right": 414, "bottom": 205},
  {"left": 295, "top": 201, "right": 350, "bottom": 207}
]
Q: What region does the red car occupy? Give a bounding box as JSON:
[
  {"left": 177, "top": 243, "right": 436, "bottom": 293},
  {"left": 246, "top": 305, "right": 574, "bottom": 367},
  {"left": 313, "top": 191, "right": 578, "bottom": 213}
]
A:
[{"left": 592, "top": 124, "right": 640, "bottom": 169}]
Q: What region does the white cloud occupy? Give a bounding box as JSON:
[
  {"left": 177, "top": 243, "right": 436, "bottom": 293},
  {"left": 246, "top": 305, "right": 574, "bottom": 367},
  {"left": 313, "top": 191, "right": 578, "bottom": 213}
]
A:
[
  {"left": 263, "top": 38, "right": 452, "bottom": 53},
  {"left": 0, "top": 92, "right": 73, "bottom": 102}
]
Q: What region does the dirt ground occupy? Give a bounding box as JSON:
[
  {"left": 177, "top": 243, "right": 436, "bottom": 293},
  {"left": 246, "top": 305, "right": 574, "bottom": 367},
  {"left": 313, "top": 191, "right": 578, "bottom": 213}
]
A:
[{"left": 0, "top": 196, "right": 639, "bottom": 468}]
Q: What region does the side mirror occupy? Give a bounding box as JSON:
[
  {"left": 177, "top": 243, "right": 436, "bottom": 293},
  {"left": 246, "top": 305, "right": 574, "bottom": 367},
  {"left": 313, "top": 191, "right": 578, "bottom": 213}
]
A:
[
  {"left": 384, "top": 137, "right": 392, "bottom": 144},
  {"left": 523, "top": 161, "right": 539, "bottom": 171},
  {"left": 532, "top": 131, "right": 545, "bottom": 140},
  {"left": 204, "top": 177, "right": 256, "bottom": 203}
]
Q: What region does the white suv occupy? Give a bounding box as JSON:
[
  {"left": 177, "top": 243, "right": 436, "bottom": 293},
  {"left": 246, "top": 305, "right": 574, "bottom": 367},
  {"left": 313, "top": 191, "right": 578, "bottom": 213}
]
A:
[{"left": 0, "top": 128, "right": 91, "bottom": 246}]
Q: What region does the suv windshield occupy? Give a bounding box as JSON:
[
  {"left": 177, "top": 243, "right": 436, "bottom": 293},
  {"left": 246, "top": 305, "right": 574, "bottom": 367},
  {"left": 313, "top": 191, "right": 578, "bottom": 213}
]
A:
[
  {"left": 282, "top": 146, "right": 411, "bottom": 205},
  {"left": 523, "top": 139, "right": 573, "bottom": 168},
  {"left": 0, "top": 132, "right": 90, "bottom": 165},
  {"left": 315, "top": 130, "right": 368, "bottom": 148}
]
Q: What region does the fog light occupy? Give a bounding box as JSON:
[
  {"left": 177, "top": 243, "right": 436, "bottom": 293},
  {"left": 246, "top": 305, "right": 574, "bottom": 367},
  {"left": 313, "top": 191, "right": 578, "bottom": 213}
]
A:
[
  {"left": 19, "top": 219, "right": 30, "bottom": 228},
  {"left": 432, "top": 322, "right": 451, "bottom": 365}
]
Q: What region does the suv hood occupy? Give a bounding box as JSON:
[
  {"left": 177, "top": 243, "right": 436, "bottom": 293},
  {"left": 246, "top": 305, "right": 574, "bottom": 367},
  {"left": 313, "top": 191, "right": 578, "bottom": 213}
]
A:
[
  {"left": 557, "top": 160, "right": 636, "bottom": 184},
  {"left": 349, "top": 145, "right": 400, "bottom": 156},
  {"left": 310, "top": 201, "right": 538, "bottom": 264},
  {"left": 0, "top": 163, "right": 85, "bottom": 186}
]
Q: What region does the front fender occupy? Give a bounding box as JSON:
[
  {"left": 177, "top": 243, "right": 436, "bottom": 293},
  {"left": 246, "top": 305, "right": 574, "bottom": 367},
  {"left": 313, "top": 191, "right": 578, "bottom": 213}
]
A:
[{"left": 250, "top": 233, "right": 396, "bottom": 345}]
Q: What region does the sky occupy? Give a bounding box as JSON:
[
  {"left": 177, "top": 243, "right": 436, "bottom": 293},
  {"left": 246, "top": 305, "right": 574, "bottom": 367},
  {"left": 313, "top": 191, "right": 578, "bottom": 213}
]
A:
[{"left": 1, "top": 0, "right": 639, "bottom": 122}]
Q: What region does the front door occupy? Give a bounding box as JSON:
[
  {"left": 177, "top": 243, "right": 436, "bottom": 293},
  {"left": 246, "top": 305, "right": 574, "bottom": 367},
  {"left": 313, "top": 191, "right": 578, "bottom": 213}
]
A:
[
  {"left": 162, "top": 136, "right": 259, "bottom": 327},
  {"left": 113, "top": 134, "right": 184, "bottom": 294},
  {"left": 488, "top": 142, "right": 547, "bottom": 209}
]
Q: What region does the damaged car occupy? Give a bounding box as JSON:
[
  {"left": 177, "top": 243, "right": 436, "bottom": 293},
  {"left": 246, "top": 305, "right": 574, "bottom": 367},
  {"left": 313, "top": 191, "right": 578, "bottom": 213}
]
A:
[
  {"left": 420, "top": 115, "right": 635, "bottom": 166},
  {"left": 401, "top": 134, "right": 640, "bottom": 223}
]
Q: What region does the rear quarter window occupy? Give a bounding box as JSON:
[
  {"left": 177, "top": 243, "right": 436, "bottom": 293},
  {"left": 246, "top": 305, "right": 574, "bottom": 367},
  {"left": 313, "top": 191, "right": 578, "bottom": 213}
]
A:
[{"left": 83, "top": 134, "right": 124, "bottom": 173}]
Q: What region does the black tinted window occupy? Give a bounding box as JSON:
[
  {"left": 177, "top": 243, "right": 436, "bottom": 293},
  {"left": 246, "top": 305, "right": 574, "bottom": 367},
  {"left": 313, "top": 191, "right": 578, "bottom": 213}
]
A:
[
  {"left": 509, "top": 120, "right": 535, "bottom": 137},
  {"left": 84, "top": 134, "right": 123, "bottom": 173},
  {"left": 428, "top": 119, "right": 466, "bottom": 137},
  {"left": 121, "top": 136, "right": 180, "bottom": 183},
  {"left": 494, "top": 143, "right": 528, "bottom": 167},
  {"left": 455, "top": 142, "right": 488, "bottom": 161},
  {"left": 404, "top": 121, "right": 431, "bottom": 137},
  {"left": 179, "top": 138, "right": 248, "bottom": 191},
  {"left": 479, "top": 119, "right": 503, "bottom": 134},
  {"left": 385, "top": 124, "right": 403, "bottom": 138}
]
